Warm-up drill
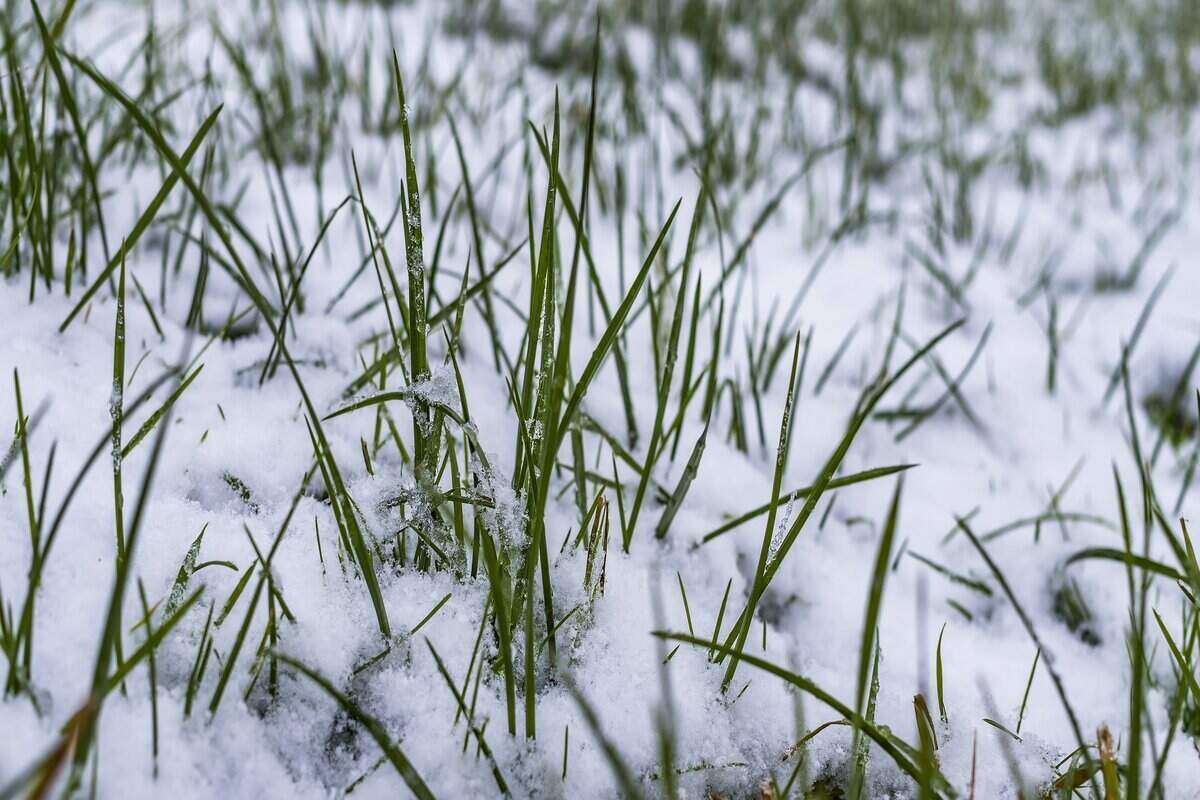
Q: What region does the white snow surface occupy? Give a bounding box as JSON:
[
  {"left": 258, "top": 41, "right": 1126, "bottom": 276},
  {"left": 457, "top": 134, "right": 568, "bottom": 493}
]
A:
[{"left": 2, "top": 1, "right": 1200, "bottom": 798}]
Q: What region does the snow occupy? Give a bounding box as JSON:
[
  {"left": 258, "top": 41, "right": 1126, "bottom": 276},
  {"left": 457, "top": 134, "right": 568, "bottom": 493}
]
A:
[{"left": 2, "top": 0, "right": 1200, "bottom": 798}]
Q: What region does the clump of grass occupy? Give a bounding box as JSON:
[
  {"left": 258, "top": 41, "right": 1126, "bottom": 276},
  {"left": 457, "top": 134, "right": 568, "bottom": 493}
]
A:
[
  {"left": 1142, "top": 354, "right": 1200, "bottom": 453},
  {"left": 1050, "top": 574, "right": 1102, "bottom": 647},
  {"left": 1144, "top": 392, "right": 1198, "bottom": 450}
]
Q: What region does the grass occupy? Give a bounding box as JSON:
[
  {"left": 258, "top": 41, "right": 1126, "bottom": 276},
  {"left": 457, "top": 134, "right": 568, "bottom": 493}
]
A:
[{"left": 2, "top": 0, "right": 1200, "bottom": 797}]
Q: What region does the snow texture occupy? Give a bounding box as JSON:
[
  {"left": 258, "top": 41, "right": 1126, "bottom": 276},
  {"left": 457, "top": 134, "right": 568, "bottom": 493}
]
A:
[{"left": 2, "top": 1, "right": 1199, "bottom": 798}]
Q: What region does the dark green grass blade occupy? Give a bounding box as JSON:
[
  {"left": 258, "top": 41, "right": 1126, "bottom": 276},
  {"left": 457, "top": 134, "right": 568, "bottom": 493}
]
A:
[
  {"left": 31, "top": 0, "right": 110, "bottom": 262},
  {"left": 276, "top": 653, "right": 436, "bottom": 800},
  {"left": 720, "top": 321, "right": 963, "bottom": 688},
  {"left": 699, "top": 464, "right": 916, "bottom": 545},
  {"left": 553, "top": 201, "right": 681, "bottom": 458},
  {"left": 1153, "top": 609, "right": 1200, "bottom": 704},
  {"left": 849, "top": 476, "right": 904, "bottom": 799},
  {"left": 654, "top": 416, "right": 711, "bottom": 540},
  {"left": 121, "top": 366, "right": 203, "bottom": 457},
  {"left": 304, "top": 417, "right": 391, "bottom": 639},
  {"left": 935, "top": 624, "right": 948, "bottom": 724},
  {"left": 59, "top": 108, "right": 221, "bottom": 332},
  {"left": 623, "top": 188, "right": 706, "bottom": 549},
  {"left": 103, "top": 588, "right": 203, "bottom": 695},
  {"left": 569, "top": 683, "right": 645, "bottom": 799},
  {"left": 1063, "top": 548, "right": 1185, "bottom": 582},
  {"left": 424, "top": 640, "right": 510, "bottom": 797},
  {"left": 956, "top": 518, "right": 1099, "bottom": 797}
]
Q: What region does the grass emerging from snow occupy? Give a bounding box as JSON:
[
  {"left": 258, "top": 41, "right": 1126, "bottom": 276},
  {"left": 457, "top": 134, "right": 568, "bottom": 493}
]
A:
[{"left": 3, "top": 0, "right": 1200, "bottom": 797}]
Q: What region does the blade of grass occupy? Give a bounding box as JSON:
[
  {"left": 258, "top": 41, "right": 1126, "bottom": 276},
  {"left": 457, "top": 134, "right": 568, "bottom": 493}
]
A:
[
  {"left": 848, "top": 476, "right": 904, "bottom": 800},
  {"left": 276, "top": 653, "right": 436, "bottom": 800}
]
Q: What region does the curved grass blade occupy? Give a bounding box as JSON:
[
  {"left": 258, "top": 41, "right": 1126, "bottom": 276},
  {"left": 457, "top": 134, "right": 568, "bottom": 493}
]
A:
[
  {"left": 653, "top": 631, "right": 955, "bottom": 796},
  {"left": 275, "top": 653, "right": 436, "bottom": 800},
  {"left": 1063, "top": 548, "right": 1185, "bottom": 583}
]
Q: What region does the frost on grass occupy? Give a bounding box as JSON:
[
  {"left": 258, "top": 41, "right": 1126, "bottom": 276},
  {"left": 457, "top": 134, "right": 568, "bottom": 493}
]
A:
[
  {"left": 465, "top": 439, "right": 528, "bottom": 556},
  {"left": 403, "top": 366, "right": 457, "bottom": 429}
]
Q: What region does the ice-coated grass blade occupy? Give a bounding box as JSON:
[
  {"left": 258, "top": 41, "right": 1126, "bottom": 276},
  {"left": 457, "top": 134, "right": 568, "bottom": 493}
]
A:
[
  {"left": 164, "top": 524, "right": 208, "bottom": 616},
  {"left": 110, "top": 256, "right": 127, "bottom": 566},
  {"left": 391, "top": 51, "right": 431, "bottom": 470},
  {"left": 721, "top": 331, "right": 803, "bottom": 688}
]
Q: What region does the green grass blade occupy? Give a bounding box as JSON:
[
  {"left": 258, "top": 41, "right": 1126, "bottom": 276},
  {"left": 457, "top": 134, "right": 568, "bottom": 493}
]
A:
[
  {"left": 59, "top": 109, "right": 221, "bottom": 332},
  {"left": 849, "top": 476, "right": 904, "bottom": 800},
  {"left": 276, "top": 653, "right": 437, "bottom": 800}
]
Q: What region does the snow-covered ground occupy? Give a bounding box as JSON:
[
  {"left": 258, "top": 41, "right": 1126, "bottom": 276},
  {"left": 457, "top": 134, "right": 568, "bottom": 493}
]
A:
[{"left": 2, "top": 1, "right": 1199, "bottom": 797}]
